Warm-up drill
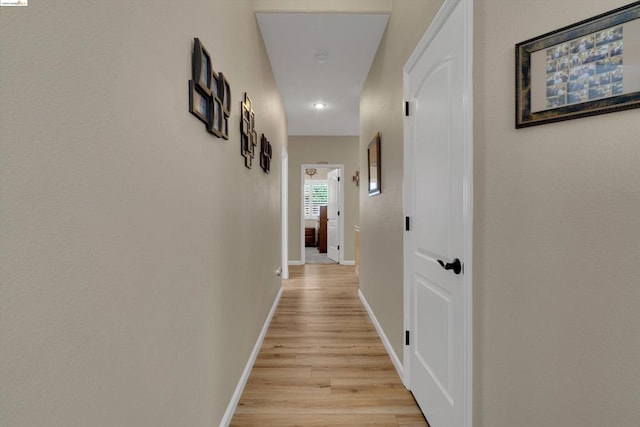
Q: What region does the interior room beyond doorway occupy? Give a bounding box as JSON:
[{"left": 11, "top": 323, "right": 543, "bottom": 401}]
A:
[{"left": 301, "top": 164, "right": 343, "bottom": 265}]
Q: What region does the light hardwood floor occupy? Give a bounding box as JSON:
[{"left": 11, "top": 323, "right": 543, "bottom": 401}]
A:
[{"left": 231, "top": 264, "right": 428, "bottom": 427}]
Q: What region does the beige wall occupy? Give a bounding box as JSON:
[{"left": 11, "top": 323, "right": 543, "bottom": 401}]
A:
[
  {"left": 0, "top": 1, "right": 286, "bottom": 426},
  {"left": 359, "top": 0, "right": 444, "bottom": 360},
  {"left": 362, "top": 1, "right": 640, "bottom": 425},
  {"left": 474, "top": 1, "right": 640, "bottom": 426},
  {"left": 288, "top": 136, "right": 359, "bottom": 262}
]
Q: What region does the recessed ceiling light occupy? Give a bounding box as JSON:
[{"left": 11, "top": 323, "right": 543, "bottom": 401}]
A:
[{"left": 313, "top": 102, "right": 327, "bottom": 110}]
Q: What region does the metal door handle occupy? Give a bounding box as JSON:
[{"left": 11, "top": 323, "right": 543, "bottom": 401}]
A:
[{"left": 437, "top": 258, "right": 462, "bottom": 274}]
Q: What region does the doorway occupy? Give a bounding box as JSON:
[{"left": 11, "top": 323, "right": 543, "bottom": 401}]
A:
[
  {"left": 281, "top": 148, "right": 289, "bottom": 279},
  {"left": 300, "top": 164, "right": 344, "bottom": 265},
  {"left": 403, "top": 0, "right": 473, "bottom": 425}
]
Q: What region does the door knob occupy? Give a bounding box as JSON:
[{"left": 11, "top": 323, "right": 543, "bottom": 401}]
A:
[{"left": 437, "top": 258, "right": 462, "bottom": 274}]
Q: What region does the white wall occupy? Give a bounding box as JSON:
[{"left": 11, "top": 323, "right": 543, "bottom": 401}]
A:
[
  {"left": 0, "top": 1, "right": 287, "bottom": 426},
  {"left": 474, "top": 1, "right": 640, "bottom": 425},
  {"left": 288, "top": 136, "right": 359, "bottom": 262}
]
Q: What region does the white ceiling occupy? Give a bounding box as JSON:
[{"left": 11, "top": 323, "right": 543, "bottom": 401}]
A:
[{"left": 256, "top": 12, "right": 390, "bottom": 136}]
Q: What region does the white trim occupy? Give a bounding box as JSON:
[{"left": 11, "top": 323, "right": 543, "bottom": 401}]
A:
[
  {"left": 281, "top": 148, "right": 289, "bottom": 279},
  {"left": 358, "top": 289, "right": 404, "bottom": 380},
  {"left": 300, "top": 164, "right": 345, "bottom": 265},
  {"left": 288, "top": 260, "right": 304, "bottom": 266},
  {"left": 342, "top": 260, "right": 355, "bottom": 266},
  {"left": 462, "top": 3, "right": 474, "bottom": 425},
  {"left": 219, "top": 286, "right": 283, "bottom": 427},
  {"left": 405, "top": 0, "right": 458, "bottom": 69},
  {"left": 403, "top": 0, "right": 473, "bottom": 425}
]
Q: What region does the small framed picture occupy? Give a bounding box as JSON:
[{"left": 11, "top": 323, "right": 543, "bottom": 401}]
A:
[
  {"left": 260, "top": 133, "right": 272, "bottom": 174},
  {"left": 516, "top": 2, "right": 640, "bottom": 127},
  {"left": 193, "top": 38, "right": 212, "bottom": 93},
  {"left": 219, "top": 72, "right": 232, "bottom": 114},
  {"left": 367, "top": 133, "right": 382, "bottom": 196},
  {"left": 208, "top": 97, "right": 222, "bottom": 137},
  {"left": 220, "top": 113, "right": 229, "bottom": 140},
  {"left": 224, "top": 79, "right": 231, "bottom": 113},
  {"left": 189, "top": 80, "right": 211, "bottom": 126},
  {"left": 212, "top": 71, "right": 220, "bottom": 98}
]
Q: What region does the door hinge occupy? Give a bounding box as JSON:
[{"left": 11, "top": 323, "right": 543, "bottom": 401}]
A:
[
  {"left": 405, "top": 216, "right": 410, "bottom": 231},
  {"left": 337, "top": 211, "right": 340, "bottom": 216},
  {"left": 405, "top": 100, "right": 415, "bottom": 116},
  {"left": 338, "top": 177, "right": 340, "bottom": 182},
  {"left": 337, "top": 245, "right": 340, "bottom": 250},
  {"left": 405, "top": 330, "right": 410, "bottom": 345}
]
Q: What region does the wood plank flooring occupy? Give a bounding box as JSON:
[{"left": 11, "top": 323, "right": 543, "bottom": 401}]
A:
[{"left": 231, "top": 264, "right": 428, "bottom": 426}]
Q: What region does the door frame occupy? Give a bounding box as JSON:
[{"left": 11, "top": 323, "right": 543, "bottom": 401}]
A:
[
  {"left": 402, "top": 0, "right": 473, "bottom": 425},
  {"left": 300, "top": 164, "right": 344, "bottom": 265},
  {"left": 281, "top": 147, "right": 289, "bottom": 279}
]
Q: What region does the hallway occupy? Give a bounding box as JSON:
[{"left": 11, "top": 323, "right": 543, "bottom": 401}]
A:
[{"left": 230, "top": 265, "right": 428, "bottom": 426}]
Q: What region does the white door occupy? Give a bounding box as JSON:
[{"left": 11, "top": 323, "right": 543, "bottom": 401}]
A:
[
  {"left": 403, "top": 0, "right": 472, "bottom": 426},
  {"left": 326, "top": 168, "right": 340, "bottom": 262}
]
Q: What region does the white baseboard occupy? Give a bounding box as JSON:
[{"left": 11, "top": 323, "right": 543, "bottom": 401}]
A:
[
  {"left": 288, "top": 260, "right": 303, "bottom": 266},
  {"left": 342, "top": 260, "right": 355, "bottom": 266},
  {"left": 219, "top": 286, "right": 283, "bottom": 426},
  {"left": 358, "top": 289, "right": 404, "bottom": 379}
]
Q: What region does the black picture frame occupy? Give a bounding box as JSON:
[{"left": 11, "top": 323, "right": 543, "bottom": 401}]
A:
[
  {"left": 219, "top": 72, "right": 232, "bottom": 115},
  {"left": 516, "top": 1, "right": 640, "bottom": 128},
  {"left": 220, "top": 111, "right": 229, "bottom": 140},
  {"left": 193, "top": 38, "right": 212, "bottom": 93},
  {"left": 367, "top": 133, "right": 381, "bottom": 196},
  {"left": 189, "top": 37, "right": 232, "bottom": 139},
  {"left": 212, "top": 71, "right": 220, "bottom": 98},
  {"left": 189, "top": 80, "right": 211, "bottom": 126},
  {"left": 217, "top": 72, "right": 231, "bottom": 139},
  {"left": 207, "top": 96, "right": 222, "bottom": 137},
  {"left": 260, "top": 133, "right": 272, "bottom": 174}
]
